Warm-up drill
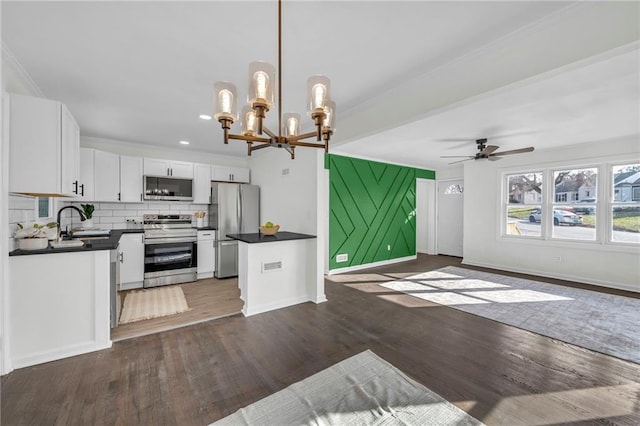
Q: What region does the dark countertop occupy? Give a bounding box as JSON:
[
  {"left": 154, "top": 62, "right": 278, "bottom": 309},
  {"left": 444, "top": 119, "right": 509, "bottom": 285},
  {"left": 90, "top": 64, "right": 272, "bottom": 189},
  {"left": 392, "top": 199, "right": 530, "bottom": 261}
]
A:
[
  {"left": 227, "top": 231, "right": 316, "bottom": 244},
  {"left": 195, "top": 226, "right": 217, "bottom": 231},
  {"left": 9, "top": 228, "right": 145, "bottom": 256}
]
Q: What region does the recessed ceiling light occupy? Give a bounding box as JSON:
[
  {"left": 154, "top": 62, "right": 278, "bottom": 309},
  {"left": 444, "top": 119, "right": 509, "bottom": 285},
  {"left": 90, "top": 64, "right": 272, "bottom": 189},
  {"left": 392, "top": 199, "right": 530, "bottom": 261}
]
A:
[
  {"left": 179, "top": 140, "right": 190, "bottom": 145},
  {"left": 199, "top": 114, "right": 212, "bottom": 120}
]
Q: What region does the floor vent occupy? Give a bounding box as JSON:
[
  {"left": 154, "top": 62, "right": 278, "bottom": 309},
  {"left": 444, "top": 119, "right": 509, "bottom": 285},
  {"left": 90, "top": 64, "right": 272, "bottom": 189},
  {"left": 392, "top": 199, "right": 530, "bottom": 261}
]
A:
[{"left": 262, "top": 261, "right": 283, "bottom": 273}]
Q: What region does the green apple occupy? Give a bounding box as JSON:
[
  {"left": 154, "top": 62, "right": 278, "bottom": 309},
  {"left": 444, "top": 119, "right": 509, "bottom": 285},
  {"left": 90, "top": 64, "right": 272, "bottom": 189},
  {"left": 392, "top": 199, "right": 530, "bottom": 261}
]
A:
[{"left": 265, "top": 221, "right": 274, "bottom": 228}]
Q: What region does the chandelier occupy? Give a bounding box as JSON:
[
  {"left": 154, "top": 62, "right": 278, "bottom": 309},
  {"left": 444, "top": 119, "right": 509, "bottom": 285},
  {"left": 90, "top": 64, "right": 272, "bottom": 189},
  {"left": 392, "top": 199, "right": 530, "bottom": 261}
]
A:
[{"left": 213, "top": 0, "right": 335, "bottom": 159}]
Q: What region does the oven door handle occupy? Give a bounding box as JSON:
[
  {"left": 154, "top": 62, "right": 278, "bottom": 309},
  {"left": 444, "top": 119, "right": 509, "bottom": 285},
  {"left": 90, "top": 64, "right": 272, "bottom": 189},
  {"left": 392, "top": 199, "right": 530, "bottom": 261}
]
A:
[{"left": 144, "top": 237, "right": 197, "bottom": 245}]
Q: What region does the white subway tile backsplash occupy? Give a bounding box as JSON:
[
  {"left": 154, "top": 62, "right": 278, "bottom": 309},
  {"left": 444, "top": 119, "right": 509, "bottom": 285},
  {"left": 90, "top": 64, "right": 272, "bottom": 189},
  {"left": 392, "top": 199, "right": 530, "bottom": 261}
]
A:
[
  {"left": 148, "top": 203, "right": 170, "bottom": 210},
  {"left": 125, "top": 203, "right": 146, "bottom": 210},
  {"left": 93, "top": 210, "right": 113, "bottom": 217},
  {"left": 169, "top": 204, "right": 183, "bottom": 210},
  {"left": 97, "top": 217, "right": 122, "bottom": 224},
  {"left": 100, "top": 203, "right": 121, "bottom": 210},
  {"left": 112, "top": 210, "right": 130, "bottom": 217},
  {"left": 9, "top": 194, "right": 35, "bottom": 209}
]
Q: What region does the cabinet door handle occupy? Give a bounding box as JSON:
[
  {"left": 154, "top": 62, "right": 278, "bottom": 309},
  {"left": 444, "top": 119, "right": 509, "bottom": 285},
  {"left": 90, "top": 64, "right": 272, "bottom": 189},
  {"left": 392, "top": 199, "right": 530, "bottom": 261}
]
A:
[
  {"left": 140, "top": 193, "right": 143, "bottom": 202},
  {"left": 170, "top": 168, "right": 173, "bottom": 176},
  {"left": 119, "top": 252, "right": 124, "bottom": 263},
  {"left": 80, "top": 183, "right": 84, "bottom": 196},
  {"left": 118, "top": 192, "right": 121, "bottom": 201},
  {"left": 73, "top": 180, "right": 78, "bottom": 194},
  {"left": 167, "top": 167, "right": 170, "bottom": 176}
]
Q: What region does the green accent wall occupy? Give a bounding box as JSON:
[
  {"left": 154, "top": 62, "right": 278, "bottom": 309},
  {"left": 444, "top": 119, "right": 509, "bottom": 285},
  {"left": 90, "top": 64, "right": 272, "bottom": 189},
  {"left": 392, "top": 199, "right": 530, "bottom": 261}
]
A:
[{"left": 327, "top": 154, "right": 435, "bottom": 270}]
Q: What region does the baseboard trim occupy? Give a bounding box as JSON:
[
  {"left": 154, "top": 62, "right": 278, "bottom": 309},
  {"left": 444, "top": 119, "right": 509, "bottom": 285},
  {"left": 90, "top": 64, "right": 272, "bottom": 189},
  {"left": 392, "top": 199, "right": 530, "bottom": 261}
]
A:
[
  {"left": 328, "top": 255, "right": 417, "bottom": 275},
  {"left": 12, "top": 340, "right": 112, "bottom": 370},
  {"left": 461, "top": 259, "right": 639, "bottom": 294},
  {"left": 242, "top": 294, "right": 313, "bottom": 317}
]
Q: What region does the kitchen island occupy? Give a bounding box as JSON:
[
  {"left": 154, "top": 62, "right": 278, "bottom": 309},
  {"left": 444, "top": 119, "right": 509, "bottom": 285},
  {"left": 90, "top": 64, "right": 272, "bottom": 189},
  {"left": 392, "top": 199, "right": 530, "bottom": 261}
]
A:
[{"left": 227, "top": 232, "right": 319, "bottom": 316}]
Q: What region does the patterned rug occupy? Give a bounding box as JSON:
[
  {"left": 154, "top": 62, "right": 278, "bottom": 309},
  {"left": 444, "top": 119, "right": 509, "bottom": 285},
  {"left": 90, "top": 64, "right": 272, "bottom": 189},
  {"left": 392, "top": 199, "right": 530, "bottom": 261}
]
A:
[
  {"left": 119, "top": 286, "right": 190, "bottom": 324},
  {"left": 380, "top": 266, "right": 640, "bottom": 364},
  {"left": 211, "top": 349, "right": 483, "bottom": 425}
]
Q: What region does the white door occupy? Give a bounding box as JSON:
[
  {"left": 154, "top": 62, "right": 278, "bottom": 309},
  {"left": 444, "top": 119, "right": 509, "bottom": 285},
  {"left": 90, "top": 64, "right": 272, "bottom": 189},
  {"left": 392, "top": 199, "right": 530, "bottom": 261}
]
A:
[{"left": 437, "top": 179, "right": 464, "bottom": 257}]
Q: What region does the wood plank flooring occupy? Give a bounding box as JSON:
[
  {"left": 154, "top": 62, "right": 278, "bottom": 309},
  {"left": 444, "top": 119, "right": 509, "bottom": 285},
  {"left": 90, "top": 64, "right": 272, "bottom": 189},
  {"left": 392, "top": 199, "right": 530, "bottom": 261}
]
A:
[
  {"left": 2, "top": 254, "right": 639, "bottom": 425},
  {"left": 111, "top": 278, "right": 243, "bottom": 341}
]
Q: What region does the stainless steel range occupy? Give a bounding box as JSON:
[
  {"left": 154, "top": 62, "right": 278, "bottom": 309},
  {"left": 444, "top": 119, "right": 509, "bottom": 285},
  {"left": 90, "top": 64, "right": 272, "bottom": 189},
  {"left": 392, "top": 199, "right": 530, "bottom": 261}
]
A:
[{"left": 143, "top": 214, "right": 197, "bottom": 288}]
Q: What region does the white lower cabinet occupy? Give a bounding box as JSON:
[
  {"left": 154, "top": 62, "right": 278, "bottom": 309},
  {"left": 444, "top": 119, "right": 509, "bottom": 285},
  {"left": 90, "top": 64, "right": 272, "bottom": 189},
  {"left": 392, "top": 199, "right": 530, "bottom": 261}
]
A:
[
  {"left": 197, "top": 230, "right": 216, "bottom": 279},
  {"left": 118, "top": 233, "right": 144, "bottom": 290}
]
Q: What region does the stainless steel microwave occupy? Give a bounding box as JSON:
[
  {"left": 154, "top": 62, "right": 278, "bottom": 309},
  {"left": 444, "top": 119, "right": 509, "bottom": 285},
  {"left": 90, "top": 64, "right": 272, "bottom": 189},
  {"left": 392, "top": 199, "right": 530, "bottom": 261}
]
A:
[{"left": 144, "top": 176, "right": 193, "bottom": 201}]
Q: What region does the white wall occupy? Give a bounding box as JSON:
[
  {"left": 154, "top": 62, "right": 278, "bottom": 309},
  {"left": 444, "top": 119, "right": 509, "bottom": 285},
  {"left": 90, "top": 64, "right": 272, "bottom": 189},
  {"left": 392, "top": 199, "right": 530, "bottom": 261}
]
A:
[
  {"left": 463, "top": 136, "right": 640, "bottom": 292},
  {"left": 2, "top": 47, "right": 44, "bottom": 375},
  {"left": 249, "top": 147, "right": 318, "bottom": 234},
  {"left": 249, "top": 147, "right": 326, "bottom": 303}
]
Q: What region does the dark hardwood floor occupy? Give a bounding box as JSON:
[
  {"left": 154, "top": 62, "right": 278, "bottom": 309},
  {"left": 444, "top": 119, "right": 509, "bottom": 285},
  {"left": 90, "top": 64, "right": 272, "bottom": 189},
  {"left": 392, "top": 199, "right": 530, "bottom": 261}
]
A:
[{"left": 2, "top": 255, "right": 639, "bottom": 425}]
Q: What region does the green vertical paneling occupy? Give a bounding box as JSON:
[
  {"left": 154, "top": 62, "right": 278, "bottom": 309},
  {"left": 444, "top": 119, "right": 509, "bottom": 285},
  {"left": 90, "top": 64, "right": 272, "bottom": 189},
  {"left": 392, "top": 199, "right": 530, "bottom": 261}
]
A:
[{"left": 328, "top": 154, "right": 434, "bottom": 270}]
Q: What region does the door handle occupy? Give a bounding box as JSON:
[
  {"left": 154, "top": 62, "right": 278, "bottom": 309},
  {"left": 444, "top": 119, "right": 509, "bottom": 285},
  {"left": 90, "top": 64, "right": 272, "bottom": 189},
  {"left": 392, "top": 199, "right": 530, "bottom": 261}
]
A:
[{"left": 119, "top": 252, "right": 124, "bottom": 263}]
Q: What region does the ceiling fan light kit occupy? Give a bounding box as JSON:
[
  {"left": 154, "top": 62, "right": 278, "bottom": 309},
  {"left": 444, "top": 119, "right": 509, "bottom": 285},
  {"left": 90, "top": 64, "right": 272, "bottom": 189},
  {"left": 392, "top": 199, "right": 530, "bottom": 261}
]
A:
[
  {"left": 213, "top": 0, "right": 335, "bottom": 159},
  {"left": 441, "top": 138, "right": 534, "bottom": 165}
]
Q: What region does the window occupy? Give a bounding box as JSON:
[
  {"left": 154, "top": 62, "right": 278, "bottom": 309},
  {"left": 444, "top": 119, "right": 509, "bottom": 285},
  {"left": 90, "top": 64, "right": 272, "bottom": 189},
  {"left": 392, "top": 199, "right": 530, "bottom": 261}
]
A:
[
  {"left": 611, "top": 164, "right": 640, "bottom": 243},
  {"left": 444, "top": 184, "right": 463, "bottom": 194},
  {"left": 552, "top": 168, "right": 597, "bottom": 241},
  {"left": 37, "top": 197, "right": 53, "bottom": 219},
  {"left": 504, "top": 172, "right": 542, "bottom": 237},
  {"left": 503, "top": 162, "right": 639, "bottom": 246}
]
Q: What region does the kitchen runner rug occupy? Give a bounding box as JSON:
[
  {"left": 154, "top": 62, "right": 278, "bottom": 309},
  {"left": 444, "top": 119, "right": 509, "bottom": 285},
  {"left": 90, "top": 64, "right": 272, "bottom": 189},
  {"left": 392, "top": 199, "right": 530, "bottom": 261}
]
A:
[
  {"left": 380, "top": 266, "right": 640, "bottom": 364},
  {"left": 119, "top": 286, "right": 190, "bottom": 324},
  {"left": 211, "top": 349, "right": 483, "bottom": 426}
]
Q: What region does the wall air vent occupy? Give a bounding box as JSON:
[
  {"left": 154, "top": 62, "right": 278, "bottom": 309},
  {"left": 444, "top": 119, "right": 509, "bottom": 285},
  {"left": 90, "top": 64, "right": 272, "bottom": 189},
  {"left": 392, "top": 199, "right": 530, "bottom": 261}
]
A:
[
  {"left": 336, "top": 253, "right": 348, "bottom": 263},
  {"left": 262, "top": 261, "right": 283, "bottom": 273}
]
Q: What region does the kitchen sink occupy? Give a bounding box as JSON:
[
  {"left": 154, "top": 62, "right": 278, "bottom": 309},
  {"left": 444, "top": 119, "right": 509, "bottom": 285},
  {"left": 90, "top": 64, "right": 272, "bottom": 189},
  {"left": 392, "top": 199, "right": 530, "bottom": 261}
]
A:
[{"left": 75, "top": 236, "right": 110, "bottom": 240}]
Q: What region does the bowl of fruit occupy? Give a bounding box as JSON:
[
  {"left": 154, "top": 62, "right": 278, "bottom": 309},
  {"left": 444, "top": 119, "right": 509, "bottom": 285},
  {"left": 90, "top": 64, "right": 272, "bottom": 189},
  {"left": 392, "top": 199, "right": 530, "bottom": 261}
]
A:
[{"left": 259, "top": 221, "right": 280, "bottom": 236}]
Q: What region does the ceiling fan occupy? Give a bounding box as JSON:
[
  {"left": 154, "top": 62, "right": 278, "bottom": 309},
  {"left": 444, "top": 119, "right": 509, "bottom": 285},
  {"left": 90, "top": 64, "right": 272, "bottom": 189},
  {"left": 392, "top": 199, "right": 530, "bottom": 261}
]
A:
[{"left": 441, "top": 138, "right": 534, "bottom": 165}]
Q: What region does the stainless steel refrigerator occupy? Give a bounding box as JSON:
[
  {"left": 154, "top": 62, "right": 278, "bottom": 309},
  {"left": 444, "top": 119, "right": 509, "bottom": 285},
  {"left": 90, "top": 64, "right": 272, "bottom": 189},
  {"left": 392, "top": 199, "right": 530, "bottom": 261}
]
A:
[{"left": 210, "top": 182, "right": 260, "bottom": 278}]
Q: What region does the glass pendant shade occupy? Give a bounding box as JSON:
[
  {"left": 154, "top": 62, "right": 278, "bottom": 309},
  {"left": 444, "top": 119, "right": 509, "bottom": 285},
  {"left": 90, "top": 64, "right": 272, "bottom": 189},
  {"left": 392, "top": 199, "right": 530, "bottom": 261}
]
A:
[
  {"left": 283, "top": 113, "right": 301, "bottom": 137},
  {"left": 240, "top": 106, "right": 257, "bottom": 136},
  {"left": 248, "top": 61, "right": 275, "bottom": 107},
  {"left": 307, "top": 75, "right": 331, "bottom": 113},
  {"left": 323, "top": 100, "right": 336, "bottom": 130},
  {"left": 213, "top": 82, "right": 238, "bottom": 122}
]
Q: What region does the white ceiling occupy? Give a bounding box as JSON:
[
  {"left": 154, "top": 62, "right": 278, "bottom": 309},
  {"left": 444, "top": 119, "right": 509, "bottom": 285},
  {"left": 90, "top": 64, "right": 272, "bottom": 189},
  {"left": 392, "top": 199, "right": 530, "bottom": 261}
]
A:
[{"left": 2, "top": 1, "right": 639, "bottom": 170}]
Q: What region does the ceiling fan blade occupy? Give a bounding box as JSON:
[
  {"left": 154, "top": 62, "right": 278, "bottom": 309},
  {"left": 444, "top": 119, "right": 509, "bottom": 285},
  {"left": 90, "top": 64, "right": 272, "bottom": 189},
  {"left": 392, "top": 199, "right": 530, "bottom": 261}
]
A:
[
  {"left": 479, "top": 145, "right": 499, "bottom": 155},
  {"left": 491, "top": 146, "right": 534, "bottom": 157},
  {"left": 448, "top": 158, "right": 475, "bottom": 165},
  {"left": 440, "top": 155, "right": 475, "bottom": 159}
]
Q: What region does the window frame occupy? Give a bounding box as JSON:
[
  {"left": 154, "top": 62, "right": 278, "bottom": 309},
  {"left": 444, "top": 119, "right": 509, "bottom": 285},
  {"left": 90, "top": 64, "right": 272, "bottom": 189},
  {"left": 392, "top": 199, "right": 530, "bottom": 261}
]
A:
[
  {"left": 500, "top": 160, "right": 639, "bottom": 248},
  {"left": 503, "top": 170, "right": 544, "bottom": 239}
]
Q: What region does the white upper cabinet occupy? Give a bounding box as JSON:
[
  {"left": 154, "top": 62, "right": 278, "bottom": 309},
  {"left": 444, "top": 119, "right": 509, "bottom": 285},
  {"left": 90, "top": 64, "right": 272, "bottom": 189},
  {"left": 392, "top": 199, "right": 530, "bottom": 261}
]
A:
[
  {"left": 78, "top": 148, "right": 95, "bottom": 201},
  {"left": 120, "top": 156, "right": 143, "bottom": 203},
  {"left": 211, "top": 166, "right": 250, "bottom": 183},
  {"left": 93, "top": 150, "right": 120, "bottom": 202},
  {"left": 193, "top": 163, "right": 212, "bottom": 204},
  {"left": 144, "top": 158, "right": 193, "bottom": 178},
  {"left": 9, "top": 94, "right": 80, "bottom": 197}
]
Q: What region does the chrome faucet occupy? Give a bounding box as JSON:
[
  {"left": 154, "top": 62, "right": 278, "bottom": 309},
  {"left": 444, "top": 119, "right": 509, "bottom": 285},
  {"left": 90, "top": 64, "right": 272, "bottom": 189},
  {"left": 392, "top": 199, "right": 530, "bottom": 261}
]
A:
[{"left": 56, "top": 206, "right": 86, "bottom": 241}]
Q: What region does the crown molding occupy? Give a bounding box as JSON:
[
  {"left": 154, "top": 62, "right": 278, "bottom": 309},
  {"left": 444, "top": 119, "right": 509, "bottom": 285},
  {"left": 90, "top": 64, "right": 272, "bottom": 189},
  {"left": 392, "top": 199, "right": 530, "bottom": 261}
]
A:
[{"left": 1, "top": 41, "right": 44, "bottom": 97}]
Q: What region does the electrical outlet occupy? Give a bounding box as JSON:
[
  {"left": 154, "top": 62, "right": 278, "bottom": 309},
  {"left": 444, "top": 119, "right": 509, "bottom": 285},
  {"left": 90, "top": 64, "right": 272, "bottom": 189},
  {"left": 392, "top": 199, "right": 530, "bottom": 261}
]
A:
[
  {"left": 336, "top": 253, "right": 348, "bottom": 263},
  {"left": 555, "top": 255, "right": 562, "bottom": 263},
  {"left": 282, "top": 168, "right": 290, "bottom": 175}
]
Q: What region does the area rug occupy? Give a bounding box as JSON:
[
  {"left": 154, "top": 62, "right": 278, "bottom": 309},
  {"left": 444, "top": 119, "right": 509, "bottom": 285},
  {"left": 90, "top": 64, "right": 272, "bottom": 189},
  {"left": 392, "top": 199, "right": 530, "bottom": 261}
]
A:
[
  {"left": 212, "top": 349, "right": 482, "bottom": 425},
  {"left": 119, "top": 286, "right": 190, "bottom": 324},
  {"left": 380, "top": 266, "right": 640, "bottom": 364}
]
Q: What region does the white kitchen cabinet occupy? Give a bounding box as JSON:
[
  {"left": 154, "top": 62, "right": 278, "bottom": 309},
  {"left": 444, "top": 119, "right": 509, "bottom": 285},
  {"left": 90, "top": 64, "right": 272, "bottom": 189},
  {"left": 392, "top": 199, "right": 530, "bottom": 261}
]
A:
[
  {"left": 118, "top": 233, "right": 144, "bottom": 290},
  {"left": 78, "top": 148, "right": 95, "bottom": 201},
  {"left": 211, "top": 165, "right": 250, "bottom": 183},
  {"left": 193, "top": 163, "right": 212, "bottom": 204},
  {"left": 144, "top": 158, "right": 193, "bottom": 178},
  {"left": 8, "top": 94, "right": 81, "bottom": 197},
  {"left": 94, "top": 150, "right": 120, "bottom": 202},
  {"left": 120, "top": 155, "right": 144, "bottom": 203},
  {"left": 197, "top": 230, "right": 216, "bottom": 279}
]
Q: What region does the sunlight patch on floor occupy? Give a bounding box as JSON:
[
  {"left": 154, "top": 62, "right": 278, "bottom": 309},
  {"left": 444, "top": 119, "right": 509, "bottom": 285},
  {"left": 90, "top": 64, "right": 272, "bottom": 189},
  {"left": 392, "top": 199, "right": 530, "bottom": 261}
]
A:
[
  {"left": 419, "top": 278, "right": 509, "bottom": 290},
  {"left": 325, "top": 273, "right": 392, "bottom": 283},
  {"left": 484, "top": 384, "right": 640, "bottom": 424},
  {"left": 463, "top": 289, "right": 572, "bottom": 303}
]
